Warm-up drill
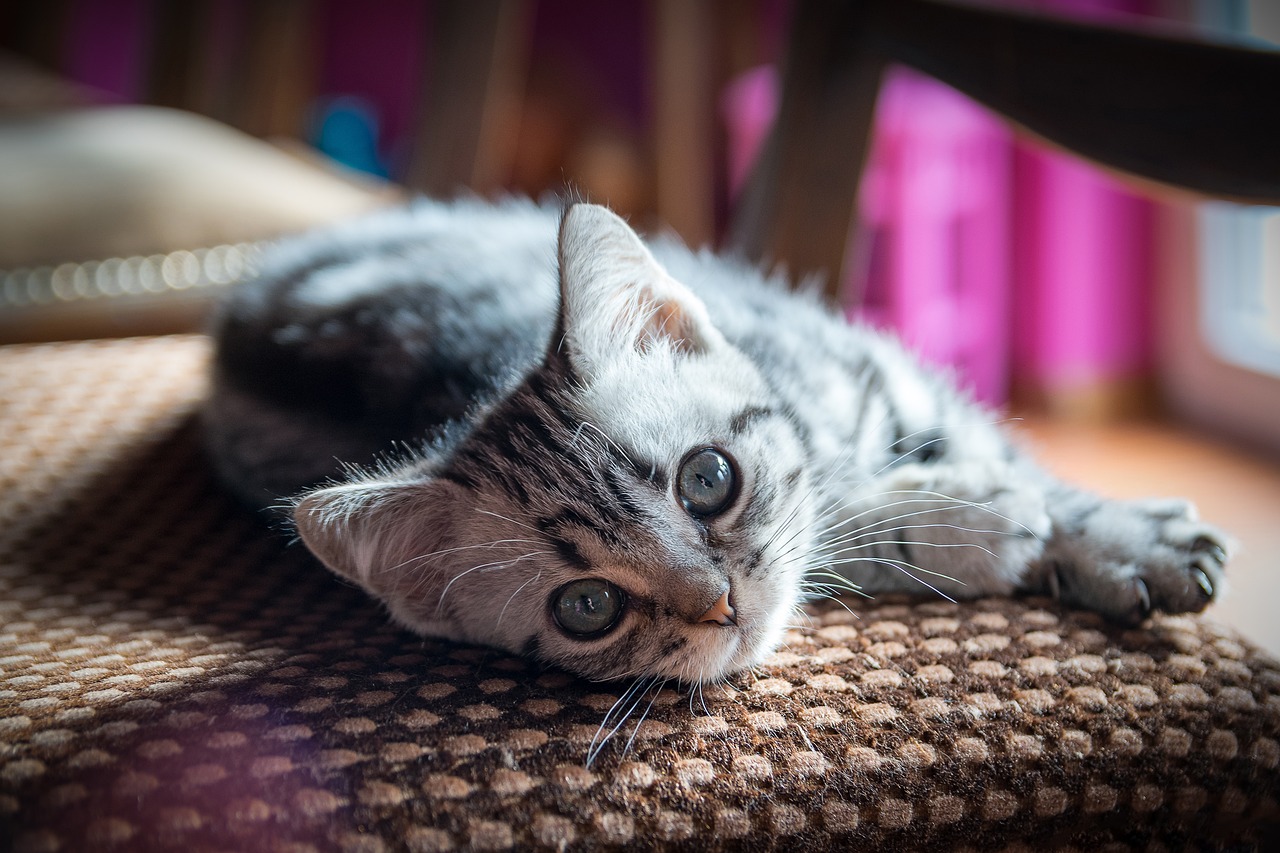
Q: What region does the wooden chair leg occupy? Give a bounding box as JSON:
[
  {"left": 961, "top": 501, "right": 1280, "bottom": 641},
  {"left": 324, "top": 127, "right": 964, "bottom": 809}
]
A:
[
  {"left": 652, "top": 0, "right": 717, "bottom": 249},
  {"left": 727, "top": 0, "right": 886, "bottom": 299},
  {"left": 408, "top": 0, "right": 533, "bottom": 196},
  {"left": 227, "top": 0, "right": 318, "bottom": 141}
]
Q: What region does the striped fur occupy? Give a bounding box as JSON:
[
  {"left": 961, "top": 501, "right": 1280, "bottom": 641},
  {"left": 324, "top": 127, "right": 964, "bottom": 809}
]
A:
[{"left": 205, "top": 197, "right": 1231, "bottom": 684}]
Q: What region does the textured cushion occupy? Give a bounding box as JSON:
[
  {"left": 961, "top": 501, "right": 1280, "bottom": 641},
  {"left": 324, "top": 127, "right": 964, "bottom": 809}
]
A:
[{"left": 2, "top": 336, "right": 1278, "bottom": 852}]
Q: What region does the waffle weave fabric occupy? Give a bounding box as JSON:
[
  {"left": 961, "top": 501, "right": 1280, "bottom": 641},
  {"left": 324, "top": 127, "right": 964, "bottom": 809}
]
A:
[{"left": 1, "top": 336, "right": 1278, "bottom": 852}]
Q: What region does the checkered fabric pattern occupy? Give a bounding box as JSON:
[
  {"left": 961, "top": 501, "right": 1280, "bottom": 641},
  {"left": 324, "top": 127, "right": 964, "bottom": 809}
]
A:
[{"left": 2, "top": 336, "right": 1278, "bottom": 852}]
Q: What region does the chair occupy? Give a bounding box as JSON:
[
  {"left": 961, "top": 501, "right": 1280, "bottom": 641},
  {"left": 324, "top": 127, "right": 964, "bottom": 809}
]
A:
[{"left": 730, "top": 0, "right": 1280, "bottom": 296}]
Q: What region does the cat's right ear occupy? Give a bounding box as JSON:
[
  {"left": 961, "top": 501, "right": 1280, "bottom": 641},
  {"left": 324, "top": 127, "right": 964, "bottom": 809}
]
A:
[
  {"left": 293, "top": 477, "right": 461, "bottom": 600},
  {"left": 554, "top": 203, "right": 725, "bottom": 379}
]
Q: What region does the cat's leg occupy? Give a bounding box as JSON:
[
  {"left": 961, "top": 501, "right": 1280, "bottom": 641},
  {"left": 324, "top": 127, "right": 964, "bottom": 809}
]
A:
[
  {"left": 821, "top": 456, "right": 1231, "bottom": 624},
  {"left": 819, "top": 459, "right": 1052, "bottom": 600}
]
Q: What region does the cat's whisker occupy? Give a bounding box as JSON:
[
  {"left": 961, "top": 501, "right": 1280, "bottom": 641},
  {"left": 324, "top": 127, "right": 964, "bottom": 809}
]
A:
[
  {"left": 760, "top": 404, "right": 909, "bottom": 537},
  {"left": 696, "top": 671, "right": 715, "bottom": 719},
  {"left": 800, "top": 583, "right": 858, "bottom": 600},
  {"left": 816, "top": 485, "right": 1041, "bottom": 543},
  {"left": 847, "top": 416, "right": 1024, "bottom": 494},
  {"left": 794, "top": 488, "right": 997, "bottom": 574},
  {"left": 785, "top": 601, "right": 822, "bottom": 629},
  {"left": 813, "top": 492, "right": 980, "bottom": 537},
  {"left": 473, "top": 508, "right": 542, "bottom": 534},
  {"left": 883, "top": 560, "right": 958, "bottom": 603},
  {"left": 821, "top": 535, "right": 1000, "bottom": 561},
  {"left": 808, "top": 491, "right": 988, "bottom": 537},
  {"left": 768, "top": 507, "right": 817, "bottom": 557},
  {"left": 818, "top": 521, "right": 1014, "bottom": 555},
  {"left": 773, "top": 400, "right": 900, "bottom": 523},
  {"left": 756, "top": 418, "right": 883, "bottom": 556},
  {"left": 381, "top": 537, "right": 546, "bottom": 574},
  {"left": 621, "top": 676, "right": 667, "bottom": 757},
  {"left": 587, "top": 677, "right": 648, "bottom": 766},
  {"left": 494, "top": 570, "right": 541, "bottom": 632},
  {"left": 433, "top": 551, "right": 548, "bottom": 616},
  {"left": 678, "top": 658, "right": 709, "bottom": 718},
  {"left": 799, "top": 587, "right": 864, "bottom": 617},
  {"left": 588, "top": 674, "right": 663, "bottom": 767},
  {"left": 758, "top": 504, "right": 808, "bottom": 566},
  {"left": 811, "top": 491, "right": 995, "bottom": 542},
  {"left": 822, "top": 554, "right": 963, "bottom": 587},
  {"left": 801, "top": 571, "right": 871, "bottom": 600},
  {"left": 574, "top": 420, "right": 629, "bottom": 460},
  {"left": 818, "top": 554, "right": 960, "bottom": 602}
]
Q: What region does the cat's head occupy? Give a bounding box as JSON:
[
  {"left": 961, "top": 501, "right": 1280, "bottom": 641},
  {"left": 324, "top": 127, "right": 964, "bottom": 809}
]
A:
[{"left": 294, "top": 204, "right": 813, "bottom": 683}]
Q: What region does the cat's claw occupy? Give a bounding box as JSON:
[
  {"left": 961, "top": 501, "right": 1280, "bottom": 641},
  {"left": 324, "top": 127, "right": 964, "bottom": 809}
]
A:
[
  {"left": 1132, "top": 577, "right": 1153, "bottom": 623},
  {"left": 1192, "top": 535, "right": 1229, "bottom": 569},
  {"left": 1193, "top": 567, "right": 1215, "bottom": 599},
  {"left": 1040, "top": 499, "right": 1231, "bottom": 624}
]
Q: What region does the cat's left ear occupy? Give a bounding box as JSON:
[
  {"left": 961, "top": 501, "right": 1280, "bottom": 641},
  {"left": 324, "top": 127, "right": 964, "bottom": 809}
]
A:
[
  {"left": 555, "top": 203, "right": 724, "bottom": 377},
  {"left": 292, "top": 476, "right": 463, "bottom": 604}
]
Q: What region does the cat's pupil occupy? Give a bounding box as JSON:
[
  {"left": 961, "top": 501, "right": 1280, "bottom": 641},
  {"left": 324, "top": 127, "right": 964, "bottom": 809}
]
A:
[
  {"left": 678, "top": 447, "right": 736, "bottom": 517},
  {"left": 552, "top": 578, "right": 624, "bottom": 637}
]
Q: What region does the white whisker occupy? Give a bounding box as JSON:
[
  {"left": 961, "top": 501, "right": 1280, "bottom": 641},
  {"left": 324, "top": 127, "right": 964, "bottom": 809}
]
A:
[
  {"left": 494, "top": 570, "right": 541, "bottom": 632},
  {"left": 380, "top": 537, "right": 545, "bottom": 574},
  {"left": 434, "top": 550, "right": 548, "bottom": 615}
]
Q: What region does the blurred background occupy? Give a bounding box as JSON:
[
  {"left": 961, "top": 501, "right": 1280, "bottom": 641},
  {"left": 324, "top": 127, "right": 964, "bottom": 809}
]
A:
[{"left": 1, "top": 0, "right": 1278, "bottom": 653}]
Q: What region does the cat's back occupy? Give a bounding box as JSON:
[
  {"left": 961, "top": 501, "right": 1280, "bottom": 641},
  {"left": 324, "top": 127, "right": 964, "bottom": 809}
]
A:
[
  {"left": 216, "top": 196, "right": 560, "bottom": 355},
  {"left": 206, "top": 197, "right": 562, "bottom": 508}
]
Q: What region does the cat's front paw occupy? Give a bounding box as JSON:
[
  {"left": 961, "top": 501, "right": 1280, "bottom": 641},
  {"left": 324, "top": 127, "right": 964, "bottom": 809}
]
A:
[{"left": 1040, "top": 498, "right": 1231, "bottom": 625}]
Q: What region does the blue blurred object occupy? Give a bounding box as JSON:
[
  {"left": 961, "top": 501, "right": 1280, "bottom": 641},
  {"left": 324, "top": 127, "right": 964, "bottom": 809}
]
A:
[{"left": 313, "top": 96, "right": 388, "bottom": 178}]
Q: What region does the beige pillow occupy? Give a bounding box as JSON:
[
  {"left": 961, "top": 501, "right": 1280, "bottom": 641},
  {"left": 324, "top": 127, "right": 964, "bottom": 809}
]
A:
[
  {"left": 0, "top": 105, "right": 391, "bottom": 267},
  {"left": 0, "top": 106, "right": 396, "bottom": 342}
]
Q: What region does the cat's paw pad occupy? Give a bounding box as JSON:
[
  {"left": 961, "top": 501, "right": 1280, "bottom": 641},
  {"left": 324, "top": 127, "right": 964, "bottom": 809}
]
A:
[{"left": 1043, "top": 499, "right": 1232, "bottom": 625}]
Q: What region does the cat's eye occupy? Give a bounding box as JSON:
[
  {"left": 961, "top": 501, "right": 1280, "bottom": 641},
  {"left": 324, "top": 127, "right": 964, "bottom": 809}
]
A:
[
  {"left": 552, "top": 578, "right": 625, "bottom": 637},
  {"left": 677, "top": 447, "right": 737, "bottom": 518}
]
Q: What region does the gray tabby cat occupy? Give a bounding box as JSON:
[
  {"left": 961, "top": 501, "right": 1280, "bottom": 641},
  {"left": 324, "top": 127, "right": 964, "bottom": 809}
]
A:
[{"left": 205, "top": 197, "right": 1231, "bottom": 685}]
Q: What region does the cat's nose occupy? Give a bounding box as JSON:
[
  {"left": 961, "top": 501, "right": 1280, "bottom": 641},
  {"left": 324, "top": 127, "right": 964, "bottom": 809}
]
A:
[{"left": 698, "top": 588, "right": 737, "bottom": 626}]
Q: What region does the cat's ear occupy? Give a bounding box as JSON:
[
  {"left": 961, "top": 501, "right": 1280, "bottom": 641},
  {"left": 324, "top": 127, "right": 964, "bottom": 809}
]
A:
[
  {"left": 555, "top": 203, "right": 723, "bottom": 376},
  {"left": 293, "top": 476, "right": 461, "bottom": 600}
]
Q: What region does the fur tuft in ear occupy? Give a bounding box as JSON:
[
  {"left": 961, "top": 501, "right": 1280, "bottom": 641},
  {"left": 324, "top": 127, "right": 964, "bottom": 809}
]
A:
[
  {"left": 556, "top": 203, "right": 723, "bottom": 376},
  {"left": 293, "top": 477, "right": 460, "bottom": 601}
]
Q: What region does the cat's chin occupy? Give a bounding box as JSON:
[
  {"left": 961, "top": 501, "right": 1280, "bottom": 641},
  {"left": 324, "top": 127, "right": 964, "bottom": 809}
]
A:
[{"left": 652, "top": 607, "right": 795, "bottom": 686}]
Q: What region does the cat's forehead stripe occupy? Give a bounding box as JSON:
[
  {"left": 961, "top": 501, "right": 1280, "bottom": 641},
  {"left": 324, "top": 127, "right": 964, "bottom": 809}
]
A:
[
  {"left": 538, "top": 506, "right": 626, "bottom": 550},
  {"left": 728, "top": 405, "right": 776, "bottom": 436},
  {"left": 452, "top": 380, "right": 653, "bottom": 549}
]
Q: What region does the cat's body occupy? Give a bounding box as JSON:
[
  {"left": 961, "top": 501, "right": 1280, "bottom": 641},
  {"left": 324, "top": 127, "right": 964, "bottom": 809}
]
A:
[{"left": 206, "top": 197, "right": 1229, "bottom": 684}]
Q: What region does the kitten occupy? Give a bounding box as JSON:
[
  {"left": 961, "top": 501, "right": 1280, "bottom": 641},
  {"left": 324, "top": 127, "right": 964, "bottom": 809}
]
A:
[{"left": 205, "top": 196, "right": 1231, "bottom": 685}]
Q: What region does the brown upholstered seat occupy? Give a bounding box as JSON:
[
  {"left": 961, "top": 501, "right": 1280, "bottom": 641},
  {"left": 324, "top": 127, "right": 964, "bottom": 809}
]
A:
[{"left": 1, "top": 335, "right": 1277, "bottom": 850}]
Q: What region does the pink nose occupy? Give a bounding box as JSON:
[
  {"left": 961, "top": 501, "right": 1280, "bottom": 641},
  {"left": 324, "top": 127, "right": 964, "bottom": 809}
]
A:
[{"left": 698, "top": 590, "right": 737, "bottom": 626}]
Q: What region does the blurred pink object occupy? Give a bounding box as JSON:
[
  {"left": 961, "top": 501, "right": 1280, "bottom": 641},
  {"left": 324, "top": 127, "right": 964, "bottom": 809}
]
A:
[
  {"left": 1010, "top": 0, "right": 1157, "bottom": 401},
  {"left": 723, "top": 65, "right": 1013, "bottom": 405},
  {"left": 1011, "top": 146, "right": 1153, "bottom": 399}
]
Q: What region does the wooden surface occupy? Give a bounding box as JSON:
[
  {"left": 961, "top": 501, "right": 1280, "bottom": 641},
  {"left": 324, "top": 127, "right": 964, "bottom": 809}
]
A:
[
  {"left": 652, "top": 0, "right": 717, "bottom": 248},
  {"left": 408, "top": 0, "right": 532, "bottom": 195},
  {"left": 728, "top": 0, "right": 884, "bottom": 296}
]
